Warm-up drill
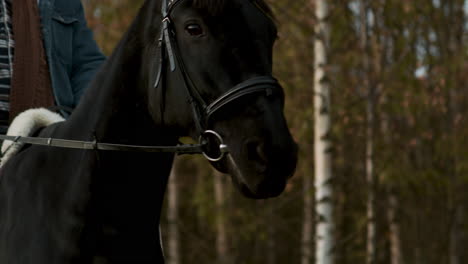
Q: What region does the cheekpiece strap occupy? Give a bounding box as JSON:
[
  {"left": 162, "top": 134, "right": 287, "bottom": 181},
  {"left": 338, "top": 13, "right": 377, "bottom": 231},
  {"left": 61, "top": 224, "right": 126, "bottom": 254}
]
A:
[{"left": 161, "top": 0, "right": 176, "bottom": 71}]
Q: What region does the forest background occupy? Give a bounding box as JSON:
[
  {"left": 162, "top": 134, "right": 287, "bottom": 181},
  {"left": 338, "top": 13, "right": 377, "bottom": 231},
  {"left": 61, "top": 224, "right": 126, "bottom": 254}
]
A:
[{"left": 82, "top": 0, "right": 468, "bottom": 263}]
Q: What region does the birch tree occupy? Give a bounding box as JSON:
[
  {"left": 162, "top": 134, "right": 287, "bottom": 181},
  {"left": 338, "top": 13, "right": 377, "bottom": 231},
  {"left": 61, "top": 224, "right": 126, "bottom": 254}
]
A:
[
  {"left": 314, "top": 0, "right": 334, "bottom": 263},
  {"left": 358, "top": 1, "right": 376, "bottom": 263},
  {"left": 167, "top": 159, "right": 181, "bottom": 264},
  {"left": 214, "top": 171, "right": 231, "bottom": 264},
  {"left": 301, "top": 171, "right": 313, "bottom": 264}
]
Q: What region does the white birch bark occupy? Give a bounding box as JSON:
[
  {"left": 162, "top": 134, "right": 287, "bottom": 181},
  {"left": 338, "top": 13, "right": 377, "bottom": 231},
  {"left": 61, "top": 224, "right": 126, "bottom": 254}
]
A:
[
  {"left": 167, "top": 160, "right": 181, "bottom": 264},
  {"left": 314, "top": 0, "right": 334, "bottom": 263}
]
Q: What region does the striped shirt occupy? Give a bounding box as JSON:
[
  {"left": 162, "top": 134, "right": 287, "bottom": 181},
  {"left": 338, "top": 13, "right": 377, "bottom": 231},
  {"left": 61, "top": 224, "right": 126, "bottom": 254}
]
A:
[{"left": 0, "top": 0, "right": 13, "bottom": 125}]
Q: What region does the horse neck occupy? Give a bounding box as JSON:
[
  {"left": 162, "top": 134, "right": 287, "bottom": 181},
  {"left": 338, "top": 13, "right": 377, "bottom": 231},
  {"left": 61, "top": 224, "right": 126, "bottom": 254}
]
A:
[
  {"left": 70, "top": 50, "right": 148, "bottom": 140},
  {"left": 65, "top": 2, "right": 175, "bottom": 251},
  {"left": 70, "top": 7, "right": 169, "bottom": 146}
]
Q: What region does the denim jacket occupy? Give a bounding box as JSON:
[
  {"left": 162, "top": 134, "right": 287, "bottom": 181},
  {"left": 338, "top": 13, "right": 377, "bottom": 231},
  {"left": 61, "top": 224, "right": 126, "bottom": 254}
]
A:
[{"left": 39, "top": 0, "right": 105, "bottom": 114}]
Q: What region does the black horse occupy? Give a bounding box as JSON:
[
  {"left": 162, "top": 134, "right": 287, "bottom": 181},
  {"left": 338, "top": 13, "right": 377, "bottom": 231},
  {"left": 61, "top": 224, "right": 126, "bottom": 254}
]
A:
[{"left": 0, "top": 0, "right": 297, "bottom": 263}]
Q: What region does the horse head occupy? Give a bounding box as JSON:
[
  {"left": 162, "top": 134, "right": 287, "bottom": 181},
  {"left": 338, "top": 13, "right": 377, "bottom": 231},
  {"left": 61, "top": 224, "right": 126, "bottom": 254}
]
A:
[{"left": 143, "top": 0, "right": 298, "bottom": 199}]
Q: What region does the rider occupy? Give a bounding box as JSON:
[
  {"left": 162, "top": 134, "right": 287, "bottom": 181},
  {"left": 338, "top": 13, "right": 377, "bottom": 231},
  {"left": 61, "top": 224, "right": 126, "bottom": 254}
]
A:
[{"left": 0, "top": 0, "right": 105, "bottom": 134}]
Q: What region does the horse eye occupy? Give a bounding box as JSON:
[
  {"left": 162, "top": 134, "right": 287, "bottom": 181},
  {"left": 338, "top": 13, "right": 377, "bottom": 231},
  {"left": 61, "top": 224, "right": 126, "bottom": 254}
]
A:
[{"left": 185, "top": 23, "right": 204, "bottom": 36}]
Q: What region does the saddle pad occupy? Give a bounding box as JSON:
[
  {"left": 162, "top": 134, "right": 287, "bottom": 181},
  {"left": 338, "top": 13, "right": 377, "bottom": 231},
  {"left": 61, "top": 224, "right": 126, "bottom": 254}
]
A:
[{"left": 0, "top": 108, "right": 65, "bottom": 167}]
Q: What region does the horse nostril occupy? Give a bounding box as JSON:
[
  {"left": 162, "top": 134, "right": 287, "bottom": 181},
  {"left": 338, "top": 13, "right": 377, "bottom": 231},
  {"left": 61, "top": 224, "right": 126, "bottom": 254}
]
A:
[
  {"left": 246, "top": 140, "right": 268, "bottom": 165},
  {"left": 256, "top": 144, "right": 268, "bottom": 162}
]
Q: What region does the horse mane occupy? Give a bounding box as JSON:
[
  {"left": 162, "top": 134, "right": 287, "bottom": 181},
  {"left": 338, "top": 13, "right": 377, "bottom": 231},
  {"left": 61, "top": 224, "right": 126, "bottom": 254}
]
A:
[{"left": 192, "top": 0, "right": 276, "bottom": 21}]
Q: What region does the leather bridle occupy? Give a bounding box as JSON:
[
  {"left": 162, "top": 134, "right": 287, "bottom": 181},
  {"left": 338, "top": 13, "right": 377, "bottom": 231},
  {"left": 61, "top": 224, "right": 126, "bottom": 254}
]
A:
[
  {"left": 154, "top": 0, "right": 281, "bottom": 161},
  {"left": 0, "top": 0, "right": 280, "bottom": 162}
]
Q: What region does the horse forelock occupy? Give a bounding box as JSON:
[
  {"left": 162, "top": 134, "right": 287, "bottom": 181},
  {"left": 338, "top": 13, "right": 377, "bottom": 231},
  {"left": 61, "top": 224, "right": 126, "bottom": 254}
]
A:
[
  {"left": 192, "top": 0, "right": 275, "bottom": 20},
  {"left": 192, "top": 0, "right": 228, "bottom": 15}
]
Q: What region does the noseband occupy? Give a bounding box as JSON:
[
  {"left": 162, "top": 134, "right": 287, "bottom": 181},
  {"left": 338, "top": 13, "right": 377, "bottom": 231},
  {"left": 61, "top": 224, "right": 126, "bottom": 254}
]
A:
[{"left": 154, "top": 0, "right": 280, "bottom": 161}]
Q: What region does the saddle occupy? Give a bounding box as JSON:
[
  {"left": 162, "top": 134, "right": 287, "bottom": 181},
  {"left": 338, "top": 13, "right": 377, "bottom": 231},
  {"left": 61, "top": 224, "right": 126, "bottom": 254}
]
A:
[{"left": 0, "top": 108, "right": 64, "bottom": 167}]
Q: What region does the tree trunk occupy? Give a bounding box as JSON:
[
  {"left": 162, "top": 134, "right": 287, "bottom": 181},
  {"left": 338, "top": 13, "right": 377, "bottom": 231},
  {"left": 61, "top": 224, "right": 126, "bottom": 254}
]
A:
[
  {"left": 301, "top": 172, "right": 313, "bottom": 264},
  {"left": 365, "top": 100, "right": 376, "bottom": 264},
  {"left": 387, "top": 188, "right": 403, "bottom": 264},
  {"left": 381, "top": 90, "right": 404, "bottom": 264},
  {"left": 267, "top": 203, "right": 276, "bottom": 264},
  {"left": 313, "top": 0, "right": 334, "bottom": 263},
  {"left": 448, "top": 2, "right": 465, "bottom": 263},
  {"left": 166, "top": 159, "right": 181, "bottom": 264},
  {"left": 214, "top": 171, "right": 231, "bottom": 264},
  {"left": 359, "top": 1, "right": 377, "bottom": 263},
  {"left": 364, "top": 95, "right": 376, "bottom": 264},
  {"left": 449, "top": 204, "right": 464, "bottom": 264}
]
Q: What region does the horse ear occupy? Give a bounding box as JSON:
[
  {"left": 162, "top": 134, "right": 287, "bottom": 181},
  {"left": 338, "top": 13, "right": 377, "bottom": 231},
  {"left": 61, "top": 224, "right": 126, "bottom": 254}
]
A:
[{"left": 250, "top": 0, "right": 277, "bottom": 24}]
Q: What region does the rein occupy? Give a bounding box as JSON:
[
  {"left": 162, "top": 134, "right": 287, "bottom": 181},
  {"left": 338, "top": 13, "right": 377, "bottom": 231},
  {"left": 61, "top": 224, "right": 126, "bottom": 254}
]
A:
[{"left": 0, "top": 130, "right": 228, "bottom": 160}]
